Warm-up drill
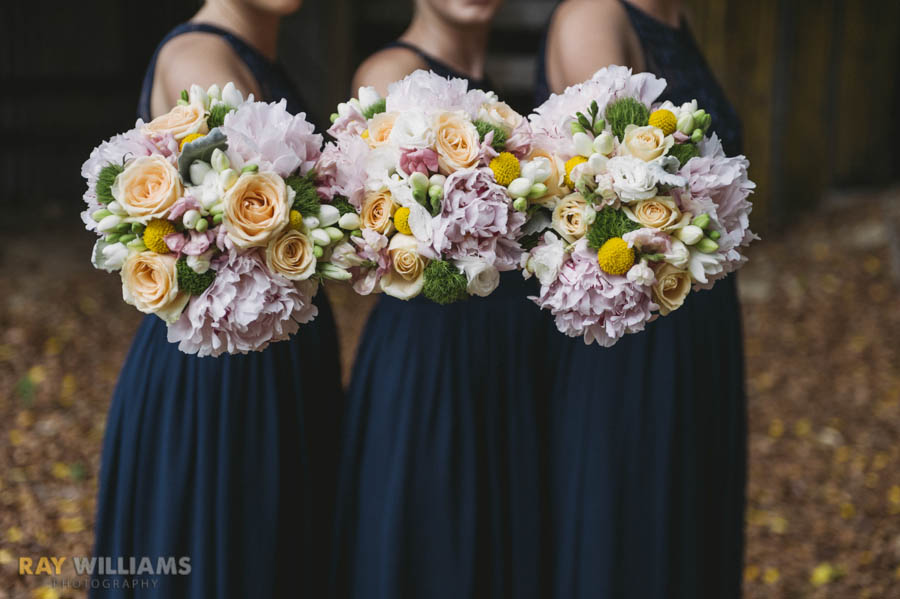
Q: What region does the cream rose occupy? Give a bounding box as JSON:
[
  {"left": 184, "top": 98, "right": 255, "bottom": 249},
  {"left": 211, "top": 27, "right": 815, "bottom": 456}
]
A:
[
  {"left": 652, "top": 263, "right": 692, "bottom": 315},
  {"left": 478, "top": 101, "right": 522, "bottom": 131},
  {"left": 265, "top": 229, "right": 317, "bottom": 281},
  {"left": 361, "top": 189, "right": 395, "bottom": 234},
  {"left": 112, "top": 155, "right": 183, "bottom": 223},
  {"left": 527, "top": 149, "right": 566, "bottom": 203},
  {"left": 141, "top": 102, "right": 209, "bottom": 140},
  {"left": 367, "top": 111, "right": 398, "bottom": 147},
  {"left": 223, "top": 171, "right": 291, "bottom": 248},
  {"left": 621, "top": 124, "right": 674, "bottom": 162},
  {"left": 121, "top": 252, "right": 189, "bottom": 323},
  {"left": 624, "top": 196, "right": 685, "bottom": 231},
  {"left": 551, "top": 193, "right": 590, "bottom": 243},
  {"left": 433, "top": 111, "right": 481, "bottom": 173},
  {"left": 380, "top": 234, "right": 427, "bottom": 300}
]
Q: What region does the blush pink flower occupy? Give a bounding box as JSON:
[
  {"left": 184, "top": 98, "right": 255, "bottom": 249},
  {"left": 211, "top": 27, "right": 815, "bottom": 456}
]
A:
[
  {"left": 399, "top": 147, "right": 439, "bottom": 176},
  {"left": 167, "top": 250, "right": 318, "bottom": 356},
  {"left": 532, "top": 240, "right": 656, "bottom": 347}
]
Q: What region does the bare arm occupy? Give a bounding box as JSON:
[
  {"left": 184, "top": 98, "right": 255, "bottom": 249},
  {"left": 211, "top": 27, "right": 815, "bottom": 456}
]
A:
[
  {"left": 149, "top": 33, "right": 262, "bottom": 118},
  {"left": 545, "top": 0, "right": 643, "bottom": 94},
  {"left": 351, "top": 47, "right": 429, "bottom": 97}
]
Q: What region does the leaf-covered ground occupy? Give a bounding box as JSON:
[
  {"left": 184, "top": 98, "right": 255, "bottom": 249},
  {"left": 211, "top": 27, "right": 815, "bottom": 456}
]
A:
[{"left": 1, "top": 188, "right": 898, "bottom": 598}]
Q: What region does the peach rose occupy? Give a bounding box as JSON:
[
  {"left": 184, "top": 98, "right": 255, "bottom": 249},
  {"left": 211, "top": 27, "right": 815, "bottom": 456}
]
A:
[
  {"left": 367, "top": 111, "right": 398, "bottom": 147},
  {"left": 551, "top": 193, "right": 590, "bottom": 243},
  {"left": 527, "top": 149, "right": 567, "bottom": 203},
  {"left": 361, "top": 189, "right": 395, "bottom": 234},
  {"left": 265, "top": 229, "right": 317, "bottom": 281},
  {"left": 380, "top": 234, "right": 427, "bottom": 300},
  {"left": 142, "top": 102, "right": 209, "bottom": 140},
  {"left": 223, "top": 172, "right": 291, "bottom": 248},
  {"left": 121, "top": 251, "right": 189, "bottom": 323},
  {"left": 621, "top": 125, "right": 674, "bottom": 162},
  {"left": 433, "top": 111, "right": 481, "bottom": 173},
  {"left": 624, "top": 196, "right": 685, "bottom": 231},
  {"left": 652, "top": 263, "right": 692, "bottom": 315},
  {"left": 112, "top": 155, "right": 183, "bottom": 223}
]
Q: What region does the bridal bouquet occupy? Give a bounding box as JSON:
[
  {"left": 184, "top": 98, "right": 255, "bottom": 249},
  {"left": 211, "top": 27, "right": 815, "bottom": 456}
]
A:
[
  {"left": 316, "top": 70, "right": 534, "bottom": 303},
  {"left": 81, "top": 83, "right": 348, "bottom": 356},
  {"left": 520, "top": 66, "right": 756, "bottom": 346}
]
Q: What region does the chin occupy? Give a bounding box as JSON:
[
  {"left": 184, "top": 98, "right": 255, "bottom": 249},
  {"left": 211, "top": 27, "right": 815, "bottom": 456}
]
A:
[
  {"left": 248, "top": 0, "right": 303, "bottom": 15},
  {"left": 434, "top": 0, "right": 502, "bottom": 26}
]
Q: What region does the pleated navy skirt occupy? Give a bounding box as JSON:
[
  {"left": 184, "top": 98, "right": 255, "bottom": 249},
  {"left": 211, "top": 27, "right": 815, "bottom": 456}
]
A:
[
  {"left": 92, "top": 296, "right": 342, "bottom": 598},
  {"left": 544, "top": 276, "right": 746, "bottom": 598},
  {"left": 332, "top": 272, "right": 553, "bottom": 599}
]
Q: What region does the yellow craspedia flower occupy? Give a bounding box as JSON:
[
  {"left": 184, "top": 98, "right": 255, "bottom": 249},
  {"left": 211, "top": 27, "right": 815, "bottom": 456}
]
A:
[
  {"left": 648, "top": 109, "right": 677, "bottom": 136},
  {"left": 143, "top": 218, "right": 176, "bottom": 253},
  {"left": 289, "top": 210, "right": 303, "bottom": 230},
  {"left": 489, "top": 152, "right": 521, "bottom": 186},
  {"left": 179, "top": 132, "right": 205, "bottom": 151},
  {"left": 394, "top": 207, "right": 412, "bottom": 235},
  {"left": 564, "top": 155, "right": 588, "bottom": 188},
  {"left": 597, "top": 237, "right": 635, "bottom": 276}
]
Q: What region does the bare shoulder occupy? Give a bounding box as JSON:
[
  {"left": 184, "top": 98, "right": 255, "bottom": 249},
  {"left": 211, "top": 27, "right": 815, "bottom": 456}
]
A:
[
  {"left": 546, "top": 0, "right": 641, "bottom": 92},
  {"left": 352, "top": 47, "right": 429, "bottom": 96},
  {"left": 150, "top": 32, "right": 259, "bottom": 116}
]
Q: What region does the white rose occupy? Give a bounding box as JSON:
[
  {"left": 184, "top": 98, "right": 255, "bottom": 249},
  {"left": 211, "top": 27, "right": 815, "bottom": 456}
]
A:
[
  {"left": 626, "top": 259, "right": 655, "bottom": 286},
  {"left": 606, "top": 155, "right": 658, "bottom": 202},
  {"left": 389, "top": 110, "right": 435, "bottom": 148},
  {"left": 525, "top": 232, "right": 566, "bottom": 286},
  {"left": 455, "top": 256, "right": 500, "bottom": 297}
]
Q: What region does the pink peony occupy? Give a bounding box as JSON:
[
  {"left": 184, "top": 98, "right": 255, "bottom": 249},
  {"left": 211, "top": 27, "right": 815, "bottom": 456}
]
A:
[
  {"left": 167, "top": 249, "right": 318, "bottom": 356},
  {"left": 327, "top": 102, "right": 368, "bottom": 140},
  {"left": 221, "top": 100, "right": 321, "bottom": 178},
  {"left": 315, "top": 137, "right": 370, "bottom": 208},
  {"left": 533, "top": 240, "right": 656, "bottom": 347},
  {"left": 677, "top": 134, "right": 757, "bottom": 287},
  {"left": 431, "top": 168, "right": 526, "bottom": 270}
]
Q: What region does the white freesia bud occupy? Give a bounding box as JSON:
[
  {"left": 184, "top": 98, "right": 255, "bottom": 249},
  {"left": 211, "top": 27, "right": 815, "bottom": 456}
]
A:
[
  {"left": 428, "top": 174, "right": 446, "bottom": 187},
  {"left": 211, "top": 148, "right": 230, "bottom": 172},
  {"left": 521, "top": 157, "right": 551, "bottom": 184},
  {"left": 195, "top": 218, "right": 209, "bottom": 233},
  {"left": 587, "top": 153, "right": 608, "bottom": 174},
  {"left": 675, "top": 224, "right": 704, "bottom": 245},
  {"left": 222, "top": 82, "right": 244, "bottom": 107},
  {"left": 513, "top": 197, "right": 528, "bottom": 212},
  {"left": 182, "top": 209, "right": 202, "bottom": 229},
  {"left": 99, "top": 242, "right": 129, "bottom": 271},
  {"left": 310, "top": 228, "right": 331, "bottom": 246},
  {"left": 186, "top": 250, "right": 214, "bottom": 275},
  {"left": 583, "top": 206, "right": 597, "bottom": 226},
  {"left": 107, "top": 200, "right": 127, "bottom": 216},
  {"left": 409, "top": 172, "right": 429, "bottom": 195},
  {"left": 329, "top": 240, "right": 365, "bottom": 268},
  {"left": 189, "top": 84, "right": 208, "bottom": 108},
  {"left": 324, "top": 226, "right": 344, "bottom": 243},
  {"left": 126, "top": 237, "right": 147, "bottom": 252},
  {"left": 528, "top": 183, "right": 548, "bottom": 199},
  {"left": 207, "top": 84, "right": 221, "bottom": 101},
  {"left": 664, "top": 239, "right": 690, "bottom": 268},
  {"left": 319, "top": 263, "right": 353, "bottom": 281},
  {"left": 573, "top": 132, "right": 594, "bottom": 157},
  {"left": 317, "top": 204, "right": 341, "bottom": 227},
  {"left": 190, "top": 160, "right": 213, "bottom": 186},
  {"left": 219, "top": 168, "right": 238, "bottom": 190},
  {"left": 508, "top": 177, "right": 533, "bottom": 198},
  {"left": 357, "top": 86, "right": 381, "bottom": 110},
  {"left": 303, "top": 215, "right": 320, "bottom": 230},
  {"left": 338, "top": 212, "right": 361, "bottom": 230},
  {"left": 97, "top": 214, "right": 122, "bottom": 232},
  {"left": 593, "top": 131, "right": 615, "bottom": 155},
  {"left": 676, "top": 113, "right": 695, "bottom": 135}
]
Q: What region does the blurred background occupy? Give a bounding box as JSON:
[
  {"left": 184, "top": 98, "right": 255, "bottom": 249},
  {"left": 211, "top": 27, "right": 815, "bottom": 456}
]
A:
[{"left": 2, "top": 0, "right": 899, "bottom": 597}]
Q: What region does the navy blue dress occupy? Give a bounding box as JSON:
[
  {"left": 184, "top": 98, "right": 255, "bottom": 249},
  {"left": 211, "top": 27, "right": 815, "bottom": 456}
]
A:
[
  {"left": 92, "top": 23, "right": 343, "bottom": 598},
  {"left": 331, "top": 42, "right": 553, "bottom": 599},
  {"left": 535, "top": 4, "right": 747, "bottom": 598}
]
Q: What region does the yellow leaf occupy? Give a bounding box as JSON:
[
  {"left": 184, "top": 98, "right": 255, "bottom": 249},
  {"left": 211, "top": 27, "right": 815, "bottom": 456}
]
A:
[
  {"left": 768, "top": 418, "right": 784, "bottom": 438},
  {"left": 793, "top": 418, "right": 811, "bottom": 438},
  {"left": 744, "top": 565, "right": 759, "bottom": 582},
  {"left": 28, "top": 365, "right": 47, "bottom": 384},
  {"left": 0, "top": 549, "right": 12, "bottom": 564},
  {"left": 32, "top": 587, "right": 60, "bottom": 599},
  {"left": 811, "top": 563, "right": 833, "bottom": 586},
  {"left": 44, "top": 337, "right": 61, "bottom": 357},
  {"left": 9, "top": 430, "right": 24, "bottom": 446},
  {"left": 7, "top": 526, "right": 23, "bottom": 543},
  {"left": 58, "top": 516, "right": 85, "bottom": 533},
  {"left": 763, "top": 567, "right": 780, "bottom": 584},
  {"left": 51, "top": 462, "right": 70, "bottom": 480},
  {"left": 840, "top": 502, "right": 855, "bottom": 519},
  {"left": 768, "top": 514, "right": 788, "bottom": 534},
  {"left": 889, "top": 485, "right": 900, "bottom": 505}
]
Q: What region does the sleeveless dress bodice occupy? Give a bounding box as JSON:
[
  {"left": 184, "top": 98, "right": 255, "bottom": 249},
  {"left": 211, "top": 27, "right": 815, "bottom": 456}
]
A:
[
  {"left": 534, "top": 4, "right": 747, "bottom": 599},
  {"left": 92, "top": 22, "right": 342, "bottom": 599}
]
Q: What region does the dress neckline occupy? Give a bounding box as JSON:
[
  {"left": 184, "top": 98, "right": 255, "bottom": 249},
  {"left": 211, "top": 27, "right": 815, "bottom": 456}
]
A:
[
  {"left": 385, "top": 40, "right": 490, "bottom": 90},
  {"left": 618, "top": 0, "right": 687, "bottom": 34}
]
